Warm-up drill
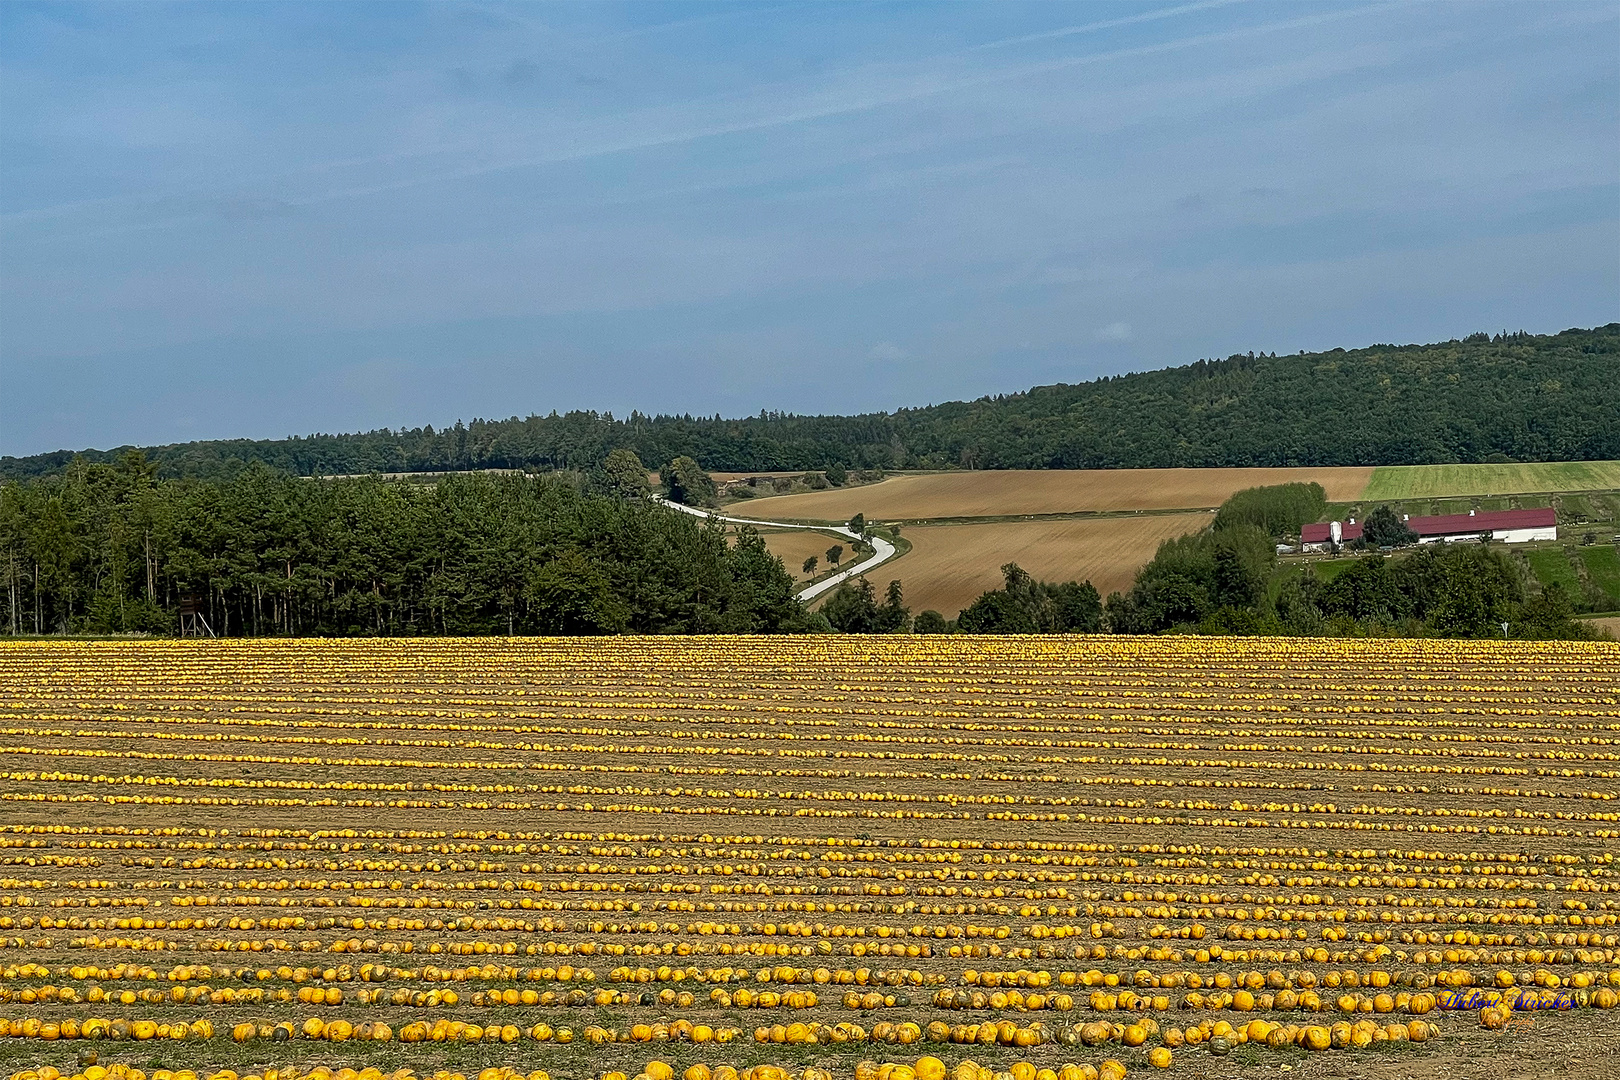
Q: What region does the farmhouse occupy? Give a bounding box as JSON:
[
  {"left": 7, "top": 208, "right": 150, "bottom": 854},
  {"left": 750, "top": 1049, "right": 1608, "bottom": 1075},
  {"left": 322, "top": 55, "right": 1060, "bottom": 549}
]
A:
[{"left": 1302, "top": 507, "right": 1557, "bottom": 551}]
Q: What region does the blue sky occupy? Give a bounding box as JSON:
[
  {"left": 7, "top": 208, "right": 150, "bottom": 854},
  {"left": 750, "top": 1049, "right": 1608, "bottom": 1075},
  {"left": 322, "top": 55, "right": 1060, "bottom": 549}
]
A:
[{"left": 2, "top": 1, "right": 1616, "bottom": 456}]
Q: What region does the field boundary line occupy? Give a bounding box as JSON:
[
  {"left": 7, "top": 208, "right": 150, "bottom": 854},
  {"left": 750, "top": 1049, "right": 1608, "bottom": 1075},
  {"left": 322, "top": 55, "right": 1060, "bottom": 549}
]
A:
[
  {"left": 721, "top": 506, "right": 1221, "bottom": 528},
  {"left": 888, "top": 507, "right": 1219, "bottom": 527}
]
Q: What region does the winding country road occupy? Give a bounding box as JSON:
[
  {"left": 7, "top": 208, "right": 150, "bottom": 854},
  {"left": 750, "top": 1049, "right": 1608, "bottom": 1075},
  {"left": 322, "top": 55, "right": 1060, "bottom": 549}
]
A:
[{"left": 653, "top": 496, "right": 897, "bottom": 601}]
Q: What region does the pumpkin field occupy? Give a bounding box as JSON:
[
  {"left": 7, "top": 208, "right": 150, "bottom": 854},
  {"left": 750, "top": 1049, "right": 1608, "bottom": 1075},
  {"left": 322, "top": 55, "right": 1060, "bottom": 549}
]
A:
[{"left": 0, "top": 637, "right": 1616, "bottom": 1080}]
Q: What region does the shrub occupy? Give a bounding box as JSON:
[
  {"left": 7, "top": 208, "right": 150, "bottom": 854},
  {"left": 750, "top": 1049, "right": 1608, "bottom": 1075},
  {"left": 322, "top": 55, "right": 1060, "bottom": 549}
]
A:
[
  {"left": 1214, "top": 483, "right": 1327, "bottom": 538},
  {"left": 958, "top": 564, "right": 1101, "bottom": 633},
  {"left": 662, "top": 457, "right": 717, "bottom": 507},
  {"left": 1359, "top": 504, "right": 1417, "bottom": 548}
]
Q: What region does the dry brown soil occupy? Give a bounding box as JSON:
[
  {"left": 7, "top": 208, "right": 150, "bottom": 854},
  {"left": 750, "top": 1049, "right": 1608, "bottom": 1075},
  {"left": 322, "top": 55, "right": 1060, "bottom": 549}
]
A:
[
  {"left": 754, "top": 530, "right": 855, "bottom": 582},
  {"left": 886, "top": 514, "right": 1212, "bottom": 616},
  {"left": 741, "top": 469, "right": 1375, "bottom": 522}
]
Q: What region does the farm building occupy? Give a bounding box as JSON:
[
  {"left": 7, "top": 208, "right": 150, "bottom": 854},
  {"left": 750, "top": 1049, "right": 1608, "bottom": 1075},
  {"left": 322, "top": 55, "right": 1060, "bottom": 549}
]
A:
[{"left": 1302, "top": 507, "right": 1557, "bottom": 551}]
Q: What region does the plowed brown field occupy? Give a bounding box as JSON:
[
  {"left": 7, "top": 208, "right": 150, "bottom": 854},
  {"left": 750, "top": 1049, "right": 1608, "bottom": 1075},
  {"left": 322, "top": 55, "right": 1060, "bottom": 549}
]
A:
[
  {"left": 874, "top": 515, "right": 1211, "bottom": 617},
  {"left": 741, "top": 469, "right": 1374, "bottom": 522},
  {"left": 0, "top": 637, "right": 1615, "bottom": 1080}
]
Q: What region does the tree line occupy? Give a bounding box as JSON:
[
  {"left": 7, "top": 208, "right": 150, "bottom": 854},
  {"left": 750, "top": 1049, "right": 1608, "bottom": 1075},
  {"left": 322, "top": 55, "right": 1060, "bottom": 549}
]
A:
[
  {"left": 6, "top": 326, "right": 1615, "bottom": 481},
  {"left": 1, "top": 461, "right": 1600, "bottom": 641},
  {"left": 0, "top": 454, "right": 813, "bottom": 638}
]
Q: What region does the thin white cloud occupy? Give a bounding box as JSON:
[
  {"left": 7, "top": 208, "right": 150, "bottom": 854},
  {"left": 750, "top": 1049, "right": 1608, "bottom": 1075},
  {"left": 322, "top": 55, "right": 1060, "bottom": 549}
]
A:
[
  {"left": 284, "top": 3, "right": 1401, "bottom": 210},
  {"left": 1096, "top": 322, "right": 1134, "bottom": 341},
  {"left": 867, "top": 342, "right": 910, "bottom": 362},
  {"left": 972, "top": 0, "right": 1252, "bottom": 52},
  {"left": 3, "top": 0, "right": 1395, "bottom": 234}
]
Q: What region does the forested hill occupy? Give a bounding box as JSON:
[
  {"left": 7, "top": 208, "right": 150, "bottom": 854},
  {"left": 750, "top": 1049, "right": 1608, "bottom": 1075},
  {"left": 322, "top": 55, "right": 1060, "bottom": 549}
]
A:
[{"left": 7, "top": 325, "right": 1617, "bottom": 480}]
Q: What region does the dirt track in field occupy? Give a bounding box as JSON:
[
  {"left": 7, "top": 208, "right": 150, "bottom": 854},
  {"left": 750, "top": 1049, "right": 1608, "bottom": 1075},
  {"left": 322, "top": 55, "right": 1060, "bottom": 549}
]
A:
[{"left": 741, "top": 469, "right": 1375, "bottom": 522}]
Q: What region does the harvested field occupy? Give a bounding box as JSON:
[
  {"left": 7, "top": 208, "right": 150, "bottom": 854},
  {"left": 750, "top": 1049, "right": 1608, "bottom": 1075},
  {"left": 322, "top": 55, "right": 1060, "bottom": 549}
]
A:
[
  {"left": 753, "top": 529, "right": 851, "bottom": 580},
  {"left": 711, "top": 473, "right": 807, "bottom": 483},
  {"left": 881, "top": 514, "right": 1210, "bottom": 617},
  {"left": 1363, "top": 461, "right": 1620, "bottom": 501},
  {"left": 1, "top": 636, "right": 1616, "bottom": 1080},
  {"left": 742, "top": 469, "right": 1374, "bottom": 522},
  {"left": 1580, "top": 616, "right": 1620, "bottom": 639},
  {"left": 648, "top": 472, "right": 807, "bottom": 487}
]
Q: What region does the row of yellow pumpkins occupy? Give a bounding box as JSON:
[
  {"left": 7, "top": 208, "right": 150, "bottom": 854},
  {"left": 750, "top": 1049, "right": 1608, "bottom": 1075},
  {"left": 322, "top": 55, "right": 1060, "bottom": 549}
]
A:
[
  {"left": 1170, "top": 1015, "right": 1436, "bottom": 1050},
  {"left": 610, "top": 964, "right": 930, "bottom": 985},
  {"left": 227, "top": 1018, "right": 600, "bottom": 1044},
  {"left": 16, "top": 816, "right": 1611, "bottom": 871},
  {"left": 604, "top": 1061, "right": 1139, "bottom": 1080},
  {"left": 0, "top": 1017, "right": 214, "bottom": 1040},
  {"left": 751, "top": 1020, "right": 1045, "bottom": 1047},
  {"left": 4, "top": 1059, "right": 1147, "bottom": 1080},
  {"left": 11, "top": 1067, "right": 543, "bottom": 1080}
]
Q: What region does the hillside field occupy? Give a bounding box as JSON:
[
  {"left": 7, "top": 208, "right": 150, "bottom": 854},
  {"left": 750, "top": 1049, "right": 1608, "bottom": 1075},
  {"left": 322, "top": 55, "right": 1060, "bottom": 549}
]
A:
[
  {"left": 755, "top": 529, "right": 854, "bottom": 581},
  {"left": 737, "top": 463, "right": 1620, "bottom": 619},
  {"left": 741, "top": 468, "right": 1375, "bottom": 523},
  {"left": 1362, "top": 461, "right": 1620, "bottom": 501},
  {"left": 1515, "top": 545, "right": 1620, "bottom": 612},
  {"left": 0, "top": 637, "right": 1615, "bottom": 1080},
  {"left": 875, "top": 514, "right": 1212, "bottom": 617}
]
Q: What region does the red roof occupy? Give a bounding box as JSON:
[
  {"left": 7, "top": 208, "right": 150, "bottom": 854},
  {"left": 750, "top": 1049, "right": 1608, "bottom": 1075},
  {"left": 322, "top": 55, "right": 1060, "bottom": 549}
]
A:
[
  {"left": 1302, "top": 521, "right": 1361, "bottom": 543},
  {"left": 1302, "top": 507, "right": 1554, "bottom": 544},
  {"left": 1410, "top": 507, "right": 1556, "bottom": 535}
]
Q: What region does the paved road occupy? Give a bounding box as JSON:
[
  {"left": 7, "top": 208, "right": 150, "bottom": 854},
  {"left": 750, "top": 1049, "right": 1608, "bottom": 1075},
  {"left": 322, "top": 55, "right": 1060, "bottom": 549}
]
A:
[{"left": 652, "top": 496, "right": 897, "bottom": 601}]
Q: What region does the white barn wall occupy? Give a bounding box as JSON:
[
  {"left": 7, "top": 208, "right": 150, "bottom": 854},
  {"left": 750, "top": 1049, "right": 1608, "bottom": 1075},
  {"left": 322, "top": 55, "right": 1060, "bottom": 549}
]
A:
[{"left": 1416, "top": 525, "right": 1557, "bottom": 544}]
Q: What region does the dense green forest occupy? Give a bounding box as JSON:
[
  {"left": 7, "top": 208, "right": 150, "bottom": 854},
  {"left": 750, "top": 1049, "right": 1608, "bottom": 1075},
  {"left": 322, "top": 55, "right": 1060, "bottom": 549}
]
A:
[
  {"left": 6, "top": 326, "right": 1616, "bottom": 481},
  {"left": 0, "top": 455, "right": 812, "bottom": 637}
]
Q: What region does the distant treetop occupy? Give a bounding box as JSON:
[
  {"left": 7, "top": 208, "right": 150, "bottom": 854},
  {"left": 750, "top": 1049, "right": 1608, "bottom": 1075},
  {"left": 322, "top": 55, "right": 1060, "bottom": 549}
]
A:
[{"left": 5, "top": 324, "right": 1615, "bottom": 481}]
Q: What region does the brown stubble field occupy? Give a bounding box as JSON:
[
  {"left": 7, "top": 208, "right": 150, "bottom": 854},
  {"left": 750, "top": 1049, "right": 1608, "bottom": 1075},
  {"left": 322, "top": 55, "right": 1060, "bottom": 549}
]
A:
[
  {"left": 753, "top": 531, "right": 853, "bottom": 582},
  {"left": 874, "top": 515, "right": 1212, "bottom": 617},
  {"left": 739, "top": 469, "right": 1375, "bottom": 523},
  {"left": 1582, "top": 617, "right": 1620, "bottom": 640},
  {"left": 0, "top": 636, "right": 1616, "bottom": 1079}
]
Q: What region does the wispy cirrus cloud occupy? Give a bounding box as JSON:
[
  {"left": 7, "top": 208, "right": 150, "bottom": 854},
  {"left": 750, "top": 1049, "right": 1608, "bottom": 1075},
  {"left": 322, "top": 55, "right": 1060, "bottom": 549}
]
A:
[
  {"left": 867, "top": 342, "right": 910, "bottom": 362},
  {"left": 6, "top": 1, "right": 1396, "bottom": 233}
]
